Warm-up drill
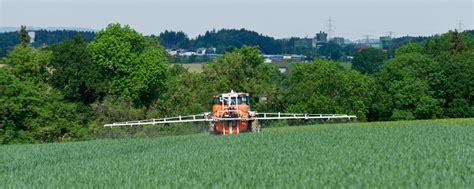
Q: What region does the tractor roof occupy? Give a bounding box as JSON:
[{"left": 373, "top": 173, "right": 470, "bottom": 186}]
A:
[{"left": 219, "top": 90, "right": 249, "bottom": 98}]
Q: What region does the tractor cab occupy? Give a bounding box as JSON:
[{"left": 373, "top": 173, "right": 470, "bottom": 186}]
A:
[
  {"left": 209, "top": 90, "right": 255, "bottom": 134},
  {"left": 212, "top": 90, "right": 249, "bottom": 105},
  {"left": 211, "top": 90, "right": 250, "bottom": 118}
]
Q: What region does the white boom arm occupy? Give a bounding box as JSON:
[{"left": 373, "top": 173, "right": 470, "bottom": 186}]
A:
[{"left": 104, "top": 112, "right": 356, "bottom": 127}]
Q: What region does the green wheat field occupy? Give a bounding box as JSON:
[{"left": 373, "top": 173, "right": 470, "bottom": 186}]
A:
[{"left": 1, "top": 119, "right": 473, "bottom": 188}]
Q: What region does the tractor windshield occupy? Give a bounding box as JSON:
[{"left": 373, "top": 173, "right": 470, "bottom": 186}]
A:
[
  {"left": 234, "top": 97, "right": 247, "bottom": 105},
  {"left": 212, "top": 94, "right": 249, "bottom": 105},
  {"left": 223, "top": 97, "right": 246, "bottom": 105},
  {"left": 238, "top": 96, "right": 248, "bottom": 105}
]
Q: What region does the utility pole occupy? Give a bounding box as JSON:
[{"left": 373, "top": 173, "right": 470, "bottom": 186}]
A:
[{"left": 326, "top": 17, "right": 334, "bottom": 40}]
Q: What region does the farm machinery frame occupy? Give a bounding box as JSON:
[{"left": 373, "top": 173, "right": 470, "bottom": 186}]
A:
[{"left": 105, "top": 90, "right": 357, "bottom": 134}]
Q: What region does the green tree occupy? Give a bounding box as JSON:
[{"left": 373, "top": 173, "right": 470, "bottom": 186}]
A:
[
  {"left": 370, "top": 31, "right": 474, "bottom": 120},
  {"left": 202, "top": 46, "right": 279, "bottom": 109},
  {"left": 88, "top": 23, "right": 169, "bottom": 107},
  {"left": 423, "top": 30, "right": 472, "bottom": 57},
  {"left": 128, "top": 39, "right": 169, "bottom": 106},
  {"left": 449, "top": 30, "right": 469, "bottom": 55},
  {"left": 431, "top": 31, "right": 473, "bottom": 117},
  {"left": 50, "top": 35, "right": 107, "bottom": 104},
  {"left": 352, "top": 48, "right": 387, "bottom": 74},
  {"left": 372, "top": 53, "right": 443, "bottom": 120},
  {"left": 286, "top": 60, "right": 373, "bottom": 120},
  {"left": 2, "top": 45, "right": 51, "bottom": 83},
  {"left": 19, "top": 25, "right": 29, "bottom": 47},
  {"left": 149, "top": 65, "right": 208, "bottom": 117},
  {"left": 158, "top": 30, "right": 190, "bottom": 49},
  {"left": 395, "top": 43, "right": 424, "bottom": 56},
  {"left": 192, "top": 28, "right": 283, "bottom": 54},
  {"left": 0, "top": 69, "right": 89, "bottom": 144},
  {"left": 342, "top": 44, "right": 357, "bottom": 59},
  {"left": 90, "top": 96, "right": 146, "bottom": 132},
  {"left": 318, "top": 42, "right": 343, "bottom": 60}
]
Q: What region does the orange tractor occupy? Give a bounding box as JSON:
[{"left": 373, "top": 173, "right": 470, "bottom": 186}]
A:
[
  {"left": 209, "top": 91, "right": 258, "bottom": 134},
  {"left": 105, "top": 90, "right": 356, "bottom": 134}
]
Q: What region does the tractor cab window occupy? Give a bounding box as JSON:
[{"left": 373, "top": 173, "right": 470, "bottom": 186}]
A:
[
  {"left": 225, "top": 97, "right": 236, "bottom": 105},
  {"left": 211, "top": 96, "right": 222, "bottom": 105},
  {"left": 233, "top": 96, "right": 248, "bottom": 105},
  {"left": 220, "top": 97, "right": 232, "bottom": 105},
  {"left": 238, "top": 96, "right": 248, "bottom": 105},
  {"left": 224, "top": 97, "right": 240, "bottom": 105},
  {"left": 242, "top": 96, "right": 248, "bottom": 105},
  {"left": 215, "top": 95, "right": 249, "bottom": 105}
]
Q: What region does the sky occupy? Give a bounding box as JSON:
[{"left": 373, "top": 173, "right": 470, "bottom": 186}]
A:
[{"left": 1, "top": 0, "right": 472, "bottom": 40}]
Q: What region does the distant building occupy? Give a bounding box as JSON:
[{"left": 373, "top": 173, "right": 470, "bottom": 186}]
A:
[
  {"left": 27, "top": 31, "right": 35, "bottom": 44},
  {"left": 316, "top": 31, "right": 328, "bottom": 43},
  {"left": 196, "top": 48, "right": 207, "bottom": 55},
  {"left": 167, "top": 47, "right": 216, "bottom": 57},
  {"left": 40, "top": 43, "right": 48, "bottom": 49},
  {"left": 176, "top": 49, "right": 195, "bottom": 56},
  {"left": 263, "top": 54, "right": 306, "bottom": 63},
  {"left": 196, "top": 47, "right": 216, "bottom": 55},
  {"left": 355, "top": 45, "right": 370, "bottom": 51},
  {"left": 166, "top": 49, "right": 178, "bottom": 56},
  {"left": 331, "top": 37, "right": 345, "bottom": 46},
  {"left": 313, "top": 31, "right": 328, "bottom": 48},
  {"left": 368, "top": 43, "right": 380, "bottom": 48},
  {"left": 278, "top": 67, "right": 289, "bottom": 74},
  {"left": 207, "top": 48, "right": 216, "bottom": 54},
  {"left": 379, "top": 36, "right": 392, "bottom": 50},
  {"left": 182, "top": 52, "right": 195, "bottom": 56},
  {"left": 355, "top": 38, "right": 380, "bottom": 48},
  {"left": 294, "top": 38, "right": 313, "bottom": 48}
]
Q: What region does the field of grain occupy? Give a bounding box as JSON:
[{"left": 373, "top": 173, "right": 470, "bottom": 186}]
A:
[
  {"left": 171, "top": 61, "right": 351, "bottom": 74},
  {"left": 175, "top": 63, "right": 206, "bottom": 73},
  {"left": 1, "top": 119, "right": 473, "bottom": 188}
]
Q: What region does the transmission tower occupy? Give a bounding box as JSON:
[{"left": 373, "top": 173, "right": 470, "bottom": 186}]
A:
[
  {"left": 326, "top": 17, "right": 334, "bottom": 40},
  {"left": 387, "top": 31, "right": 397, "bottom": 38},
  {"left": 457, "top": 20, "right": 463, "bottom": 32},
  {"left": 363, "top": 34, "right": 372, "bottom": 44}
]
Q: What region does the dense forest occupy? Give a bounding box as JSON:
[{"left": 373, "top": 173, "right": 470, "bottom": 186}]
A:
[
  {"left": 1, "top": 24, "right": 473, "bottom": 144},
  {"left": 158, "top": 29, "right": 281, "bottom": 53}
]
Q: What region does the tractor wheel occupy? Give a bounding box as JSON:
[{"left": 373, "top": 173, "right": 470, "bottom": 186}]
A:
[{"left": 251, "top": 119, "right": 260, "bottom": 133}]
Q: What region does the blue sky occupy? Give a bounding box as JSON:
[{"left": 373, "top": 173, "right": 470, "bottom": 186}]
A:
[{"left": 1, "top": 0, "right": 472, "bottom": 40}]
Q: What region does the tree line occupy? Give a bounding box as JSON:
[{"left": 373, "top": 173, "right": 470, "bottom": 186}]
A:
[
  {"left": 2, "top": 27, "right": 468, "bottom": 61},
  {"left": 0, "top": 29, "right": 95, "bottom": 58},
  {"left": 1, "top": 24, "right": 473, "bottom": 144}
]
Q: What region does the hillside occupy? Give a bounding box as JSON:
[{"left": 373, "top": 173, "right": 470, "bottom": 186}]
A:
[{"left": 1, "top": 118, "right": 472, "bottom": 188}]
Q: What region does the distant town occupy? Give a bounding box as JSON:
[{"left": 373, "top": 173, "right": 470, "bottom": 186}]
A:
[{"left": 163, "top": 30, "right": 395, "bottom": 63}]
